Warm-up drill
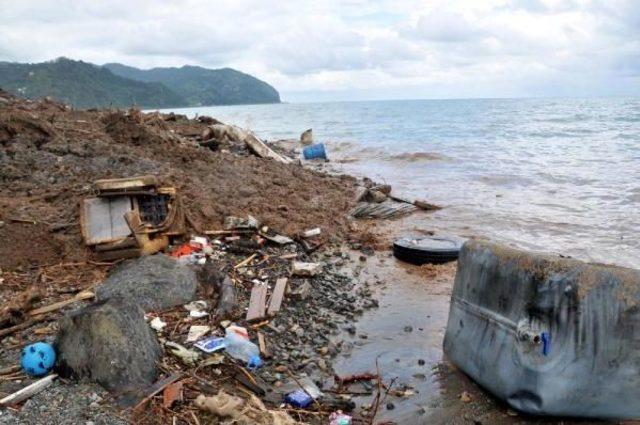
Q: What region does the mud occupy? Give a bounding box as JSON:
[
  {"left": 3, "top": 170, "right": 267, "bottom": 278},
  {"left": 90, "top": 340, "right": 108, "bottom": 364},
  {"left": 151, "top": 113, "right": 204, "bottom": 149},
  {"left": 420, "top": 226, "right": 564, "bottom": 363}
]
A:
[{"left": 0, "top": 90, "right": 358, "bottom": 270}]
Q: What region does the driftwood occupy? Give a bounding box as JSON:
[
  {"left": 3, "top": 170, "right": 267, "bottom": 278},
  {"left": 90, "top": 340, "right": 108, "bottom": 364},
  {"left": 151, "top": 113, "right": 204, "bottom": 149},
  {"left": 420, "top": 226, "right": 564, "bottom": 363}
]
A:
[
  {"left": 0, "top": 374, "right": 57, "bottom": 406},
  {"left": 29, "top": 290, "right": 94, "bottom": 317}
]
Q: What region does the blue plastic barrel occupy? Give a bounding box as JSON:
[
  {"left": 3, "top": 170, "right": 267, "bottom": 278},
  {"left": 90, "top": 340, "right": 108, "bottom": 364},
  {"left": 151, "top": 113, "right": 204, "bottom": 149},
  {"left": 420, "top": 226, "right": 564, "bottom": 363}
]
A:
[{"left": 302, "top": 143, "right": 327, "bottom": 160}]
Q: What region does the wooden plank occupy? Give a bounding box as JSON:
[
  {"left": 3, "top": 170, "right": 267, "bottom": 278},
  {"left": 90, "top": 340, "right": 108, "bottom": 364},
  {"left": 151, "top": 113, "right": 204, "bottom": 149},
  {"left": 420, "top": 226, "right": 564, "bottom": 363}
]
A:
[
  {"left": 246, "top": 281, "right": 268, "bottom": 322},
  {"left": 267, "top": 278, "right": 288, "bottom": 316},
  {"left": 94, "top": 175, "right": 157, "bottom": 192}
]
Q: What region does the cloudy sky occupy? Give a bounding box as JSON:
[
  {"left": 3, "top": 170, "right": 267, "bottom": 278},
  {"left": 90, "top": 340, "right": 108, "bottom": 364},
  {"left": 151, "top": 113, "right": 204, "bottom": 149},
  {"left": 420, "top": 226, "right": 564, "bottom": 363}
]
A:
[{"left": 1, "top": 0, "right": 638, "bottom": 101}]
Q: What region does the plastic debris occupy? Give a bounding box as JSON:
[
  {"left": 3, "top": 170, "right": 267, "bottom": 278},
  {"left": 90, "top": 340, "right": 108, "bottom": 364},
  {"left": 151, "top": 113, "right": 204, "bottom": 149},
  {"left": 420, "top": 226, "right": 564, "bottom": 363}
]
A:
[
  {"left": 223, "top": 326, "right": 262, "bottom": 369},
  {"left": 150, "top": 317, "right": 167, "bottom": 332},
  {"left": 187, "top": 325, "right": 211, "bottom": 342},
  {"left": 184, "top": 300, "right": 209, "bottom": 318},
  {"left": 284, "top": 389, "right": 313, "bottom": 408},
  {"left": 166, "top": 342, "right": 200, "bottom": 366},
  {"left": 194, "top": 336, "right": 226, "bottom": 353},
  {"left": 329, "top": 411, "right": 352, "bottom": 425}
]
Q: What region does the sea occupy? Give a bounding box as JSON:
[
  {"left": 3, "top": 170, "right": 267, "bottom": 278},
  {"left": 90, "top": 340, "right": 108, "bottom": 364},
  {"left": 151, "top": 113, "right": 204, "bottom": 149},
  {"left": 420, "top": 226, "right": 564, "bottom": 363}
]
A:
[{"left": 158, "top": 98, "right": 640, "bottom": 269}]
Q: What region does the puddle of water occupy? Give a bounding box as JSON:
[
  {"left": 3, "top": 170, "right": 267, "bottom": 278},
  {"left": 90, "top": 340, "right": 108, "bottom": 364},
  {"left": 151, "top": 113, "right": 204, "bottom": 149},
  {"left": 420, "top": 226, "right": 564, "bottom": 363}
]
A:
[{"left": 332, "top": 250, "right": 456, "bottom": 424}]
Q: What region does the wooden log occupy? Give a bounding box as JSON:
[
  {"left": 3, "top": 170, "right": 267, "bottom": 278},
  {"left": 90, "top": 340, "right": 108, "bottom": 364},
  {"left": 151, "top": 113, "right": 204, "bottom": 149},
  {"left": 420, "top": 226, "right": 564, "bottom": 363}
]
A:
[
  {"left": 267, "top": 278, "right": 288, "bottom": 316},
  {"left": 246, "top": 281, "right": 268, "bottom": 322},
  {"left": 0, "top": 374, "right": 57, "bottom": 406}
]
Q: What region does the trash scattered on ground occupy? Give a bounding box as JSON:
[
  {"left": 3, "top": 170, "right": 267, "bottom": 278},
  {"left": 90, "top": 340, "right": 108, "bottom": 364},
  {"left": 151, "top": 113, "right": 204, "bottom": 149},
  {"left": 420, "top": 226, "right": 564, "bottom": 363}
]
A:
[
  {"left": 0, "top": 91, "right": 444, "bottom": 424},
  {"left": 21, "top": 342, "right": 56, "bottom": 376}
]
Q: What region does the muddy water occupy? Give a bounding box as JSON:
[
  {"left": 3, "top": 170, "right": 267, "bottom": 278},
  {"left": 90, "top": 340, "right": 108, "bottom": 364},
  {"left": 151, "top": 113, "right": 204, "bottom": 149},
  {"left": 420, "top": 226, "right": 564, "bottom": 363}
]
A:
[{"left": 332, "top": 249, "right": 455, "bottom": 424}]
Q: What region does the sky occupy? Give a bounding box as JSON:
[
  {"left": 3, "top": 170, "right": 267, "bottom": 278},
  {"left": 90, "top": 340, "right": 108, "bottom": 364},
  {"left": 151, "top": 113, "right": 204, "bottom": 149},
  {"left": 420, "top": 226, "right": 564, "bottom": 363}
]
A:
[{"left": 0, "top": 0, "right": 638, "bottom": 102}]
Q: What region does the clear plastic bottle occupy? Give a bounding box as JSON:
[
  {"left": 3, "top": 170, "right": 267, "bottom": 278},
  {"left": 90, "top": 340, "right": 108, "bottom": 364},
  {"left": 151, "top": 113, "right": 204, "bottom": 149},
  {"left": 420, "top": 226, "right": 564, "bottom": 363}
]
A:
[{"left": 223, "top": 326, "right": 263, "bottom": 369}]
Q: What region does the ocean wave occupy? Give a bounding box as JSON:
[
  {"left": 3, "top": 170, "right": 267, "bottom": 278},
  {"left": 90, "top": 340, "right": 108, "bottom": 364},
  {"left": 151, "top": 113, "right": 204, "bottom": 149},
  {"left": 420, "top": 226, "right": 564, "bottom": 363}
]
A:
[{"left": 387, "top": 151, "right": 446, "bottom": 162}]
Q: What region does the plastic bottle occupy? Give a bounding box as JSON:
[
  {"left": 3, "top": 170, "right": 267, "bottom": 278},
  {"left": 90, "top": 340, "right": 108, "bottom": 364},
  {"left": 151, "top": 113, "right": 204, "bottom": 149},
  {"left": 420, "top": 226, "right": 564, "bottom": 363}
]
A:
[{"left": 223, "top": 326, "right": 263, "bottom": 369}]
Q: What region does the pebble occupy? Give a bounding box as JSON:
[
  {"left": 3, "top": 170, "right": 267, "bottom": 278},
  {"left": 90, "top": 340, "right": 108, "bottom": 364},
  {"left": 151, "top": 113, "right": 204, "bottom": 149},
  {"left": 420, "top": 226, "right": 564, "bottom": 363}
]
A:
[
  {"left": 404, "top": 325, "right": 413, "bottom": 333},
  {"left": 386, "top": 402, "right": 395, "bottom": 410}
]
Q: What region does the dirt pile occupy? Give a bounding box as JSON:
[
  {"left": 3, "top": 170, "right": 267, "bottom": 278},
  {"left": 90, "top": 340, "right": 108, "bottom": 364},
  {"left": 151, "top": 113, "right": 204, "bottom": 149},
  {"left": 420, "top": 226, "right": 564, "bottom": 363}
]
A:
[{"left": 0, "top": 90, "right": 357, "bottom": 268}]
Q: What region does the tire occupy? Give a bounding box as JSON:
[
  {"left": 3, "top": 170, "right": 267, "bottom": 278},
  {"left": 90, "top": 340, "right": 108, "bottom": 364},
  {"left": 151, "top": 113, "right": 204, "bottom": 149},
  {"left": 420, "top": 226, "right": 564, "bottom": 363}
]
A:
[{"left": 393, "top": 235, "right": 464, "bottom": 265}]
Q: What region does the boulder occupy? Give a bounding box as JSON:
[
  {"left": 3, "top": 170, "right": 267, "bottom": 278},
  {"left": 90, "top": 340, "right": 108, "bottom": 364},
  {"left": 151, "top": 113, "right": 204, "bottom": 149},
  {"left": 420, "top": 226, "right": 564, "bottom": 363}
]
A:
[
  {"left": 56, "top": 298, "right": 161, "bottom": 405},
  {"left": 96, "top": 254, "right": 197, "bottom": 312}
]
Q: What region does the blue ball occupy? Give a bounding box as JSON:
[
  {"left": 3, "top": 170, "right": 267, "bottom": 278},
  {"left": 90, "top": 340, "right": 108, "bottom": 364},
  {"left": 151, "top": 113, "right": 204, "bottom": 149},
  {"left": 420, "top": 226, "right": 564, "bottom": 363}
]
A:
[{"left": 21, "top": 342, "right": 56, "bottom": 376}]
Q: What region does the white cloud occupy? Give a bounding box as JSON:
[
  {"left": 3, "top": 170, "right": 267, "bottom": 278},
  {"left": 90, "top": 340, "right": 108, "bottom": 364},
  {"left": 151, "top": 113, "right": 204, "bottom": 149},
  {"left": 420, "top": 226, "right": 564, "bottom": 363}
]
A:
[{"left": 0, "top": 0, "right": 638, "bottom": 100}]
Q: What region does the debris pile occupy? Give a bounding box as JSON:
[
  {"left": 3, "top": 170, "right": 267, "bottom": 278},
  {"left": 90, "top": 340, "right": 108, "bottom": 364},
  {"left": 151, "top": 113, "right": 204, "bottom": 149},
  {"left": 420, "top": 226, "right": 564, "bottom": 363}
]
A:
[{"left": 0, "top": 90, "right": 437, "bottom": 424}]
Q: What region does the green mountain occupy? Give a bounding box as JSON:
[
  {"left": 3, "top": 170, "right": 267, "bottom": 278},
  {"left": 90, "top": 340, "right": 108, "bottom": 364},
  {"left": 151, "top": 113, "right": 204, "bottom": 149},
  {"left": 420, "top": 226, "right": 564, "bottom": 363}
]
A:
[
  {"left": 104, "top": 63, "right": 281, "bottom": 106},
  {"left": 0, "top": 58, "right": 183, "bottom": 109},
  {"left": 0, "top": 58, "right": 281, "bottom": 109}
]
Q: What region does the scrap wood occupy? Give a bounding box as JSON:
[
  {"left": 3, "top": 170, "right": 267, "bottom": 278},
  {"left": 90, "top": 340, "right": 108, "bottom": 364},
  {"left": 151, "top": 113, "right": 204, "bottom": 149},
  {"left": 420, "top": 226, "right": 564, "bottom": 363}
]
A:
[
  {"left": 257, "top": 332, "right": 270, "bottom": 359},
  {"left": 0, "top": 374, "right": 57, "bottom": 406},
  {"left": 246, "top": 282, "right": 268, "bottom": 322},
  {"left": 132, "top": 372, "right": 182, "bottom": 412},
  {"left": 234, "top": 254, "right": 257, "bottom": 270},
  {"left": 29, "top": 290, "right": 94, "bottom": 317},
  {"left": 267, "top": 278, "right": 288, "bottom": 316}
]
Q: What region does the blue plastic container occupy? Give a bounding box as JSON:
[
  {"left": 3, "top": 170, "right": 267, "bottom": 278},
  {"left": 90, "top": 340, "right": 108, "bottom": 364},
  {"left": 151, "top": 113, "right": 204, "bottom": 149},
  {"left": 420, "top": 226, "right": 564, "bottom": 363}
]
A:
[{"left": 302, "top": 143, "right": 327, "bottom": 160}]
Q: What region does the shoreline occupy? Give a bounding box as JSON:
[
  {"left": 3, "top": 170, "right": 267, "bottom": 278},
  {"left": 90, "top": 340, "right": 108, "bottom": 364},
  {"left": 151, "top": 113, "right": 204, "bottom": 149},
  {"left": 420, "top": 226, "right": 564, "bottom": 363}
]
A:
[{"left": 0, "top": 91, "right": 620, "bottom": 425}]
